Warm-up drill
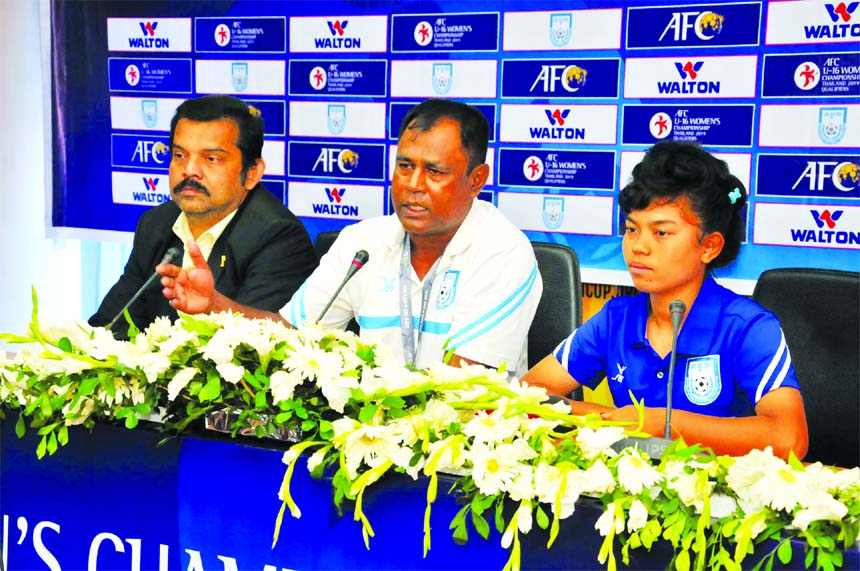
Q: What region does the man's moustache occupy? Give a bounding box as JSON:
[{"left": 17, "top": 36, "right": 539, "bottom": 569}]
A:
[{"left": 173, "top": 179, "right": 210, "bottom": 196}]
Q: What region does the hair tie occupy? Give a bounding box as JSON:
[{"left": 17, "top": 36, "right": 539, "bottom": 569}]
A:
[
  {"left": 728, "top": 187, "right": 741, "bottom": 205},
  {"left": 248, "top": 105, "right": 261, "bottom": 117}
]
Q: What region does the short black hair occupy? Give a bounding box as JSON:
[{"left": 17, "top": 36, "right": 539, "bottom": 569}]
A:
[
  {"left": 619, "top": 141, "right": 747, "bottom": 269},
  {"left": 169, "top": 95, "right": 264, "bottom": 176},
  {"left": 397, "top": 99, "right": 489, "bottom": 173}
]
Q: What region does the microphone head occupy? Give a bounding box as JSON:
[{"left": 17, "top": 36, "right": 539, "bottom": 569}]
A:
[
  {"left": 353, "top": 250, "right": 369, "bottom": 268},
  {"left": 669, "top": 300, "right": 686, "bottom": 330},
  {"left": 162, "top": 247, "right": 182, "bottom": 265}
]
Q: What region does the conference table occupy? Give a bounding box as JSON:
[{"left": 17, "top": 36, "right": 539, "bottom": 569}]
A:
[{"left": 1, "top": 415, "right": 856, "bottom": 570}]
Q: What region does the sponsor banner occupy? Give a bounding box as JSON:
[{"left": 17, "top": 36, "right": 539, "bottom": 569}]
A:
[
  {"left": 287, "top": 181, "right": 384, "bottom": 220},
  {"left": 106, "top": 18, "right": 191, "bottom": 52},
  {"left": 759, "top": 104, "right": 860, "bottom": 148},
  {"left": 761, "top": 52, "right": 860, "bottom": 98},
  {"left": 502, "top": 9, "right": 622, "bottom": 51},
  {"left": 753, "top": 202, "right": 860, "bottom": 250},
  {"left": 110, "top": 96, "right": 183, "bottom": 131},
  {"left": 289, "top": 60, "right": 387, "bottom": 97},
  {"left": 388, "top": 144, "right": 495, "bottom": 185},
  {"left": 195, "top": 60, "right": 285, "bottom": 95},
  {"left": 620, "top": 151, "right": 751, "bottom": 191},
  {"left": 288, "top": 141, "right": 386, "bottom": 181},
  {"left": 391, "top": 13, "right": 499, "bottom": 52},
  {"left": 626, "top": 2, "right": 762, "bottom": 49},
  {"left": 245, "top": 100, "right": 286, "bottom": 137},
  {"left": 107, "top": 58, "right": 192, "bottom": 93},
  {"left": 497, "top": 148, "right": 615, "bottom": 191},
  {"left": 499, "top": 104, "right": 617, "bottom": 145},
  {"left": 195, "top": 17, "right": 286, "bottom": 53},
  {"left": 261, "top": 179, "right": 285, "bottom": 203},
  {"left": 765, "top": 0, "right": 860, "bottom": 45},
  {"left": 621, "top": 104, "right": 754, "bottom": 146},
  {"left": 390, "top": 60, "right": 497, "bottom": 98},
  {"left": 388, "top": 102, "right": 496, "bottom": 141},
  {"left": 624, "top": 55, "right": 757, "bottom": 98},
  {"left": 501, "top": 58, "right": 620, "bottom": 98},
  {"left": 756, "top": 155, "right": 860, "bottom": 200},
  {"left": 110, "top": 134, "right": 170, "bottom": 170},
  {"left": 262, "top": 140, "right": 285, "bottom": 177},
  {"left": 111, "top": 171, "right": 171, "bottom": 206},
  {"left": 289, "top": 15, "right": 388, "bottom": 53},
  {"left": 289, "top": 102, "right": 386, "bottom": 139},
  {"left": 497, "top": 192, "right": 614, "bottom": 235}
]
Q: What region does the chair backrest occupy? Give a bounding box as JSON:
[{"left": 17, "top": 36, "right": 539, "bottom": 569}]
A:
[
  {"left": 752, "top": 268, "right": 860, "bottom": 468},
  {"left": 528, "top": 242, "right": 583, "bottom": 371},
  {"left": 313, "top": 230, "right": 341, "bottom": 261}
]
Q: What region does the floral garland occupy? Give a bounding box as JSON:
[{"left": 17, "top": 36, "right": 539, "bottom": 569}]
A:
[{"left": 1, "top": 296, "right": 858, "bottom": 571}]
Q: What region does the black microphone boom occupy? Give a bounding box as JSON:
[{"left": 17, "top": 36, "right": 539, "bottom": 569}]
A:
[
  {"left": 107, "top": 246, "right": 182, "bottom": 330},
  {"left": 665, "top": 300, "right": 687, "bottom": 439},
  {"left": 316, "top": 250, "right": 369, "bottom": 323}
]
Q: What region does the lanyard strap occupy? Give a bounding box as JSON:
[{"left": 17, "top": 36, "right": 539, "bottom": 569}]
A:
[{"left": 399, "top": 235, "right": 442, "bottom": 367}]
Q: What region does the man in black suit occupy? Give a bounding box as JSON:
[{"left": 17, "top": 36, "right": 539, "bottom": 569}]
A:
[{"left": 89, "top": 95, "right": 317, "bottom": 339}]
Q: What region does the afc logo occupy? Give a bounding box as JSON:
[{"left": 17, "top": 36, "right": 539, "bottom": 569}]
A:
[
  {"left": 523, "top": 156, "right": 544, "bottom": 181},
  {"left": 649, "top": 112, "right": 672, "bottom": 139},
  {"left": 792, "top": 161, "right": 860, "bottom": 193},
  {"left": 312, "top": 148, "right": 360, "bottom": 174},
  {"left": 659, "top": 11, "right": 725, "bottom": 42},
  {"left": 125, "top": 64, "right": 141, "bottom": 87},
  {"left": 794, "top": 62, "right": 820, "bottom": 90},
  {"left": 131, "top": 141, "right": 169, "bottom": 165},
  {"left": 414, "top": 21, "right": 433, "bottom": 46},
  {"left": 310, "top": 66, "right": 327, "bottom": 90},
  {"left": 810, "top": 209, "right": 844, "bottom": 229},
  {"left": 529, "top": 65, "right": 588, "bottom": 94},
  {"left": 214, "top": 24, "right": 231, "bottom": 47}
]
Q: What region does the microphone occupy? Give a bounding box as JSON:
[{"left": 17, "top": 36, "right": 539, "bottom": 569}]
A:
[
  {"left": 107, "top": 246, "right": 182, "bottom": 330},
  {"left": 665, "top": 300, "right": 687, "bottom": 439},
  {"left": 611, "top": 299, "right": 686, "bottom": 461},
  {"left": 315, "top": 250, "right": 369, "bottom": 323}
]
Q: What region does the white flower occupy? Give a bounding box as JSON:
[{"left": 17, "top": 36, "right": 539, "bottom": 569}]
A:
[
  {"left": 306, "top": 448, "right": 328, "bottom": 473},
  {"left": 791, "top": 495, "right": 849, "bottom": 530},
  {"left": 414, "top": 399, "right": 459, "bottom": 433},
  {"left": 506, "top": 464, "right": 536, "bottom": 502},
  {"left": 269, "top": 369, "right": 305, "bottom": 404},
  {"left": 616, "top": 450, "right": 663, "bottom": 495},
  {"left": 317, "top": 373, "right": 358, "bottom": 414},
  {"left": 200, "top": 332, "right": 237, "bottom": 366},
  {"left": 358, "top": 362, "right": 425, "bottom": 397},
  {"left": 595, "top": 501, "right": 624, "bottom": 537},
  {"left": 710, "top": 493, "right": 738, "bottom": 520},
  {"left": 340, "top": 423, "right": 412, "bottom": 479},
  {"left": 470, "top": 439, "right": 537, "bottom": 496},
  {"left": 462, "top": 408, "right": 520, "bottom": 445},
  {"left": 501, "top": 501, "right": 534, "bottom": 549},
  {"left": 167, "top": 367, "right": 198, "bottom": 401},
  {"left": 627, "top": 499, "right": 648, "bottom": 532},
  {"left": 281, "top": 448, "right": 300, "bottom": 466},
  {"left": 424, "top": 435, "right": 470, "bottom": 474},
  {"left": 581, "top": 460, "right": 616, "bottom": 496},
  {"left": 576, "top": 426, "right": 626, "bottom": 459},
  {"left": 535, "top": 462, "right": 583, "bottom": 519},
  {"left": 663, "top": 460, "right": 714, "bottom": 513},
  {"left": 282, "top": 340, "right": 343, "bottom": 382},
  {"left": 61, "top": 397, "right": 95, "bottom": 425},
  {"left": 726, "top": 447, "right": 786, "bottom": 496},
  {"left": 216, "top": 363, "right": 245, "bottom": 385}
]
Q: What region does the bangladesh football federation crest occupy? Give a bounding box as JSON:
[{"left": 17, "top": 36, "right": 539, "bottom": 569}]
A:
[
  {"left": 684, "top": 355, "right": 721, "bottom": 406},
  {"left": 436, "top": 270, "right": 460, "bottom": 310},
  {"left": 819, "top": 107, "right": 847, "bottom": 145},
  {"left": 549, "top": 13, "right": 572, "bottom": 47},
  {"left": 542, "top": 196, "right": 564, "bottom": 230},
  {"left": 141, "top": 99, "right": 157, "bottom": 128},
  {"left": 327, "top": 104, "right": 346, "bottom": 135},
  {"left": 231, "top": 62, "right": 248, "bottom": 92},
  {"left": 432, "top": 63, "right": 453, "bottom": 95}
]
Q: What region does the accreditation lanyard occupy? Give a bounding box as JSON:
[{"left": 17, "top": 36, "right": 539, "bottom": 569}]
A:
[{"left": 399, "top": 235, "right": 443, "bottom": 367}]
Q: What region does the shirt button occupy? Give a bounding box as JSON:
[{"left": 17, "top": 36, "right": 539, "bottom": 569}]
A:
[{"left": 656, "top": 371, "right": 664, "bottom": 379}]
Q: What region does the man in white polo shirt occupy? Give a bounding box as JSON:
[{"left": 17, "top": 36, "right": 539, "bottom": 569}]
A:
[{"left": 159, "top": 99, "right": 542, "bottom": 377}]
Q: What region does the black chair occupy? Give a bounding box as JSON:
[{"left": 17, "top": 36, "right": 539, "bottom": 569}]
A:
[
  {"left": 528, "top": 242, "right": 583, "bottom": 371},
  {"left": 752, "top": 268, "right": 860, "bottom": 468},
  {"left": 313, "top": 230, "right": 341, "bottom": 261}
]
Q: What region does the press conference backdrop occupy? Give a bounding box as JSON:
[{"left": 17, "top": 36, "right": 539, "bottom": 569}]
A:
[{"left": 51, "top": 0, "right": 860, "bottom": 286}]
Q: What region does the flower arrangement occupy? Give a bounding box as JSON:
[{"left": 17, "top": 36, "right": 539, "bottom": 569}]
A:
[{"left": 1, "top": 294, "right": 858, "bottom": 571}]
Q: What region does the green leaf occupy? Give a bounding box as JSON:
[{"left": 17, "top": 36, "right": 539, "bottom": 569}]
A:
[
  {"left": 36, "top": 435, "right": 47, "bottom": 459},
  {"left": 301, "top": 419, "right": 316, "bottom": 432},
  {"left": 358, "top": 404, "right": 378, "bottom": 423},
  {"left": 675, "top": 548, "right": 691, "bottom": 571},
  {"left": 15, "top": 415, "right": 25, "bottom": 438},
  {"left": 198, "top": 376, "right": 221, "bottom": 402},
  {"left": 382, "top": 396, "right": 405, "bottom": 409},
  {"left": 451, "top": 519, "right": 469, "bottom": 546},
  {"left": 471, "top": 509, "right": 490, "bottom": 540},
  {"left": 535, "top": 505, "right": 549, "bottom": 530},
  {"left": 57, "top": 425, "right": 69, "bottom": 446},
  {"left": 777, "top": 540, "right": 793, "bottom": 565},
  {"left": 47, "top": 431, "right": 58, "bottom": 455},
  {"left": 58, "top": 337, "right": 73, "bottom": 353},
  {"left": 125, "top": 414, "right": 139, "bottom": 429},
  {"left": 254, "top": 390, "right": 267, "bottom": 409},
  {"left": 78, "top": 376, "right": 99, "bottom": 396}
]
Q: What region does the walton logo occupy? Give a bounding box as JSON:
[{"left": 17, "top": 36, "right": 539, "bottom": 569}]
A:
[
  {"left": 528, "top": 109, "right": 584, "bottom": 140},
  {"left": 805, "top": 2, "right": 860, "bottom": 39},
  {"left": 315, "top": 20, "right": 360, "bottom": 48},
  {"left": 314, "top": 187, "right": 358, "bottom": 217},
  {"left": 811, "top": 209, "right": 843, "bottom": 229},
  {"left": 142, "top": 177, "right": 159, "bottom": 192},
  {"left": 657, "top": 61, "right": 720, "bottom": 94},
  {"left": 325, "top": 187, "right": 346, "bottom": 203},
  {"left": 788, "top": 208, "right": 860, "bottom": 246},
  {"left": 132, "top": 176, "right": 168, "bottom": 204},
  {"left": 130, "top": 21, "right": 169, "bottom": 48}
]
